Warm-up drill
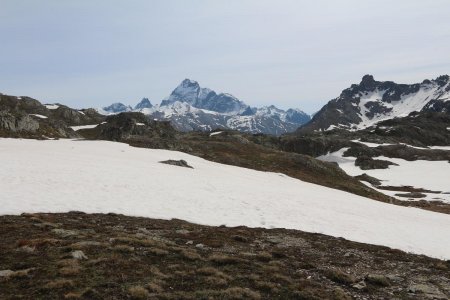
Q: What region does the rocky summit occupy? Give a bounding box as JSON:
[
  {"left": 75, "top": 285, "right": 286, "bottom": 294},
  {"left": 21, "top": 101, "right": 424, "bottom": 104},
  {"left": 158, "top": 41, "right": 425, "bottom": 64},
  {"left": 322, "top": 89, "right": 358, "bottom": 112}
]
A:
[
  {"left": 299, "top": 74, "right": 450, "bottom": 132},
  {"left": 98, "top": 79, "right": 311, "bottom": 136}
]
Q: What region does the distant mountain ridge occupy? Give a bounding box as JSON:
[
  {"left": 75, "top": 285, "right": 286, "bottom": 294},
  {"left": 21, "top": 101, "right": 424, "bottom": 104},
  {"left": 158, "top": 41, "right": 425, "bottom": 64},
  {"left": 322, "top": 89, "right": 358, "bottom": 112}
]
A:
[
  {"left": 299, "top": 74, "right": 450, "bottom": 132},
  {"left": 99, "top": 79, "right": 311, "bottom": 135}
]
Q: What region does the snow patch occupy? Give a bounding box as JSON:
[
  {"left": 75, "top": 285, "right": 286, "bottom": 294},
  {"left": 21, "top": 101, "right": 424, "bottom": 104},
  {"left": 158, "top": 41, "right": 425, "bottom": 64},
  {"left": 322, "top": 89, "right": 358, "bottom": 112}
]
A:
[
  {"left": 210, "top": 131, "right": 224, "bottom": 136},
  {"left": 318, "top": 148, "right": 450, "bottom": 204},
  {"left": 45, "top": 104, "right": 59, "bottom": 110},
  {"left": 29, "top": 114, "right": 48, "bottom": 119},
  {"left": 70, "top": 124, "right": 99, "bottom": 131}
]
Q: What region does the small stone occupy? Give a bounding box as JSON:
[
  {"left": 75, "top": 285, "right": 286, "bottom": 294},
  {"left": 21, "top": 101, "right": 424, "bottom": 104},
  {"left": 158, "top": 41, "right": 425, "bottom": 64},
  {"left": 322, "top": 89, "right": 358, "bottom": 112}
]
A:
[
  {"left": 195, "top": 243, "right": 205, "bottom": 249},
  {"left": 52, "top": 228, "right": 78, "bottom": 238},
  {"left": 386, "top": 274, "right": 403, "bottom": 282},
  {"left": 185, "top": 240, "right": 193, "bottom": 245},
  {"left": 0, "top": 270, "right": 14, "bottom": 277},
  {"left": 366, "top": 274, "right": 391, "bottom": 287},
  {"left": 0, "top": 268, "right": 34, "bottom": 278},
  {"left": 33, "top": 222, "right": 59, "bottom": 229},
  {"left": 352, "top": 280, "right": 367, "bottom": 290},
  {"left": 71, "top": 250, "right": 88, "bottom": 260},
  {"left": 137, "top": 227, "right": 151, "bottom": 235},
  {"left": 18, "top": 245, "right": 36, "bottom": 253}
]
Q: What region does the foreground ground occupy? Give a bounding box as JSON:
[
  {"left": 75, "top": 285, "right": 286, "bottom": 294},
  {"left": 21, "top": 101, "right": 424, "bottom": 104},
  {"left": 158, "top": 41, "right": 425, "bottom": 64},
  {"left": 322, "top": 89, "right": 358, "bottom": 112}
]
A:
[{"left": 0, "top": 212, "right": 449, "bottom": 299}]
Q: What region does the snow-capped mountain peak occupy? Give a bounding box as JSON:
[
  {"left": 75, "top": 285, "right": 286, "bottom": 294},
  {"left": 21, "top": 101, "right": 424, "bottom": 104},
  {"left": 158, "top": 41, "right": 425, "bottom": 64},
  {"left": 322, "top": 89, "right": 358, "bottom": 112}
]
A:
[
  {"left": 134, "top": 98, "right": 152, "bottom": 110},
  {"left": 100, "top": 102, "right": 132, "bottom": 114},
  {"left": 99, "top": 79, "right": 311, "bottom": 135}
]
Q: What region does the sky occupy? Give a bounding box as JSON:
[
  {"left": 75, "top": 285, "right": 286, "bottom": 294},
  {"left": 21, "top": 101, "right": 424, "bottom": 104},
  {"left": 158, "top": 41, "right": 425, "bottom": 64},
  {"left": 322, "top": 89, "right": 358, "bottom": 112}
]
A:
[{"left": 1, "top": 0, "right": 450, "bottom": 114}]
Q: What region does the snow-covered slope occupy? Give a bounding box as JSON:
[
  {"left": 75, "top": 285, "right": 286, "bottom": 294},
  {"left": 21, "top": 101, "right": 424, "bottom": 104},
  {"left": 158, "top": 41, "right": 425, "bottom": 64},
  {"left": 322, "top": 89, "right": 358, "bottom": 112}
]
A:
[
  {"left": 300, "top": 75, "right": 450, "bottom": 132},
  {"left": 1, "top": 138, "right": 450, "bottom": 259},
  {"left": 318, "top": 146, "right": 450, "bottom": 203},
  {"left": 98, "top": 79, "right": 311, "bottom": 135}
]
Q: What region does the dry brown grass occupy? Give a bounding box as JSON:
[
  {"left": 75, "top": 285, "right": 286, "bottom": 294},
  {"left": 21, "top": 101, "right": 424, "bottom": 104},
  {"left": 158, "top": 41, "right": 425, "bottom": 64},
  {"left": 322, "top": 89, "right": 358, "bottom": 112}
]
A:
[
  {"left": 150, "top": 266, "right": 170, "bottom": 279},
  {"left": 112, "top": 244, "right": 135, "bottom": 252},
  {"left": 255, "top": 251, "right": 272, "bottom": 262},
  {"left": 17, "top": 238, "right": 59, "bottom": 248},
  {"left": 128, "top": 285, "right": 150, "bottom": 299},
  {"left": 147, "top": 247, "right": 169, "bottom": 256},
  {"left": 204, "top": 276, "right": 228, "bottom": 287},
  {"left": 324, "top": 268, "right": 357, "bottom": 285},
  {"left": 208, "top": 254, "right": 243, "bottom": 265},
  {"left": 63, "top": 292, "right": 82, "bottom": 299},
  {"left": 146, "top": 282, "right": 164, "bottom": 293},
  {"left": 180, "top": 249, "right": 202, "bottom": 261},
  {"left": 59, "top": 265, "right": 81, "bottom": 276},
  {"left": 221, "top": 287, "right": 261, "bottom": 300},
  {"left": 44, "top": 279, "right": 75, "bottom": 289}
]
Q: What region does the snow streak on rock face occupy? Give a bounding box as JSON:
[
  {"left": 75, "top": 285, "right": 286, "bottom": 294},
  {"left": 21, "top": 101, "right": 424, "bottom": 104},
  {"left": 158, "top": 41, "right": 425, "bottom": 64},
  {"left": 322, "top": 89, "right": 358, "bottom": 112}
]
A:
[
  {"left": 1, "top": 138, "right": 450, "bottom": 260},
  {"left": 98, "top": 79, "right": 311, "bottom": 135},
  {"left": 301, "top": 75, "right": 450, "bottom": 132}
]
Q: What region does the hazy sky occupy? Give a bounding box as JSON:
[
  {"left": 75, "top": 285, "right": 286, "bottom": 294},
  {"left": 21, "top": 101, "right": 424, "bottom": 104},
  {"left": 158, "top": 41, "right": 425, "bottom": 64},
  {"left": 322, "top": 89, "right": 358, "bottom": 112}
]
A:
[{"left": 1, "top": 0, "right": 450, "bottom": 113}]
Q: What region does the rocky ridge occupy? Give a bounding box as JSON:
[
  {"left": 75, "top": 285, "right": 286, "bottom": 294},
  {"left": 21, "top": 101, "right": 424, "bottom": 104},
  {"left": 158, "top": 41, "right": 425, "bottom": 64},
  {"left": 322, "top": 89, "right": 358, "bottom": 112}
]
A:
[
  {"left": 300, "top": 75, "right": 450, "bottom": 132},
  {"left": 0, "top": 93, "right": 104, "bottom": 139}
]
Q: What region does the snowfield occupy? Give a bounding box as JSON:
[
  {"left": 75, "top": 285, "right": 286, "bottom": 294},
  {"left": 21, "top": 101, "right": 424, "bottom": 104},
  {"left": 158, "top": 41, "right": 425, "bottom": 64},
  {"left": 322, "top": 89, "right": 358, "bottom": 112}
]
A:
[
  {"left": 318, "top": 147, "right": 450, "bottom": 203},
  {"left": 1, "top": 138, "right": 450, "bottom": 259}
]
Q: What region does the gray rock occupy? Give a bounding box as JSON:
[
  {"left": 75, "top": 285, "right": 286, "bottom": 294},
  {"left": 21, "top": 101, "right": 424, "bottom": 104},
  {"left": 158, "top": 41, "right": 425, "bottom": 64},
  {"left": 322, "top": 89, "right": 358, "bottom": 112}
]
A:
[
  {"left": 0, "top": 270, "right": 14, "bottom": 277},
  {"left": 0, "top": 268, "right": 34, "bottom": 278},
  {"left": 51, "top": 228, "right": 78, "bottom": 237},
  {"left": 352, "top": 280, "right": 367, "bottom": 290},
  {"left": 195, "top": 243, "right": 205, "bottom": 249},
  {"left": 366, "top": 274, "right": 390, "bottom": 287},
  {"left": 0, "top": 112, "right": 39, "bottom": 132},
  {"left": 175, "top": 229, "right": 190, "bottom": 235},
  {"left": 71, "top": 250, "right": 88, "bottom": 260},
  {"left": 160, "top": 159, "right": 193, "bottom": 169},
  {"left": 17, "top": 245, "right": 36, "bottom": 253},
  {"left": 408, "top": 283, "right": 447, "bottom": 299}
]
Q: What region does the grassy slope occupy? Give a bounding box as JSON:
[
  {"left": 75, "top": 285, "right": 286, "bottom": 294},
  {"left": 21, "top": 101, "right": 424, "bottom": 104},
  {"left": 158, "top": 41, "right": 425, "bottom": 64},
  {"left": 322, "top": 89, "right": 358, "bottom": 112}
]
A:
[{"left": 1, "top": 212, "right": 449, "bottom": 299}]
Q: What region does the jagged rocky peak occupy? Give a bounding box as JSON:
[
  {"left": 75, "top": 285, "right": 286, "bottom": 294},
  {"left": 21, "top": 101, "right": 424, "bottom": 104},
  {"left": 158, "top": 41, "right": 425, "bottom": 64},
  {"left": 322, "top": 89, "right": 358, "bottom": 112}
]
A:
[
  {"left": 170, "top": 79, "right": 202, "bottom": 102},
  {"left": 103, "top": 102, "right": 132, "bottom": 113},
  {"left": 434, "top": 74, "right": 450, "bottom": 86},
  {"left": 240, "top": 106, "right": 256, "bottom": 116},
  {"left": 285, "top": 108, "right": 311, "bottom": 124},
  {"left": 162, "top": 79, "right": 246, "bottom": 114},
  {"left": 135, "top": 98, "right": 152, "bottom": 110},
  {"left": 360, "top": 74, "right": 377, "bottom": 91}
]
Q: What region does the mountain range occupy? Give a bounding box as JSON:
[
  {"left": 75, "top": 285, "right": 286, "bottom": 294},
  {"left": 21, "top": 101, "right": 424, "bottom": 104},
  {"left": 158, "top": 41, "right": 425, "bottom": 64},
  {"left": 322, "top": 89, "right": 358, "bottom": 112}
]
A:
[
  {"left": 299, "top": 74, "right": 450, "bottom": 132},
  {"left": 98, "top": 79, "right": 311, "bottom": 136}
]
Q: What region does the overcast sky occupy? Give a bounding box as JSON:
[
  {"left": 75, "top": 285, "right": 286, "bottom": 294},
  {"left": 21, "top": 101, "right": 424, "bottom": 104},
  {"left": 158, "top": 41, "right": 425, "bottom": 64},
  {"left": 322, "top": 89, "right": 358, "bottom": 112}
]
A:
[{"left": 1, "top": 0, "right": 450, "bottom": 113}]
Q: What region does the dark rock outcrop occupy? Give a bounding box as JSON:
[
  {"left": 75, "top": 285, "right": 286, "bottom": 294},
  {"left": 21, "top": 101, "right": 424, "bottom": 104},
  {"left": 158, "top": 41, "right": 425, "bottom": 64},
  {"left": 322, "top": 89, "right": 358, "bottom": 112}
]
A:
[
  {"left": 298, "top": 75, "right": 450, "bottom": 133},
  {"left": 159, "top": 159, "right": 193, "bottom": 168}
]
